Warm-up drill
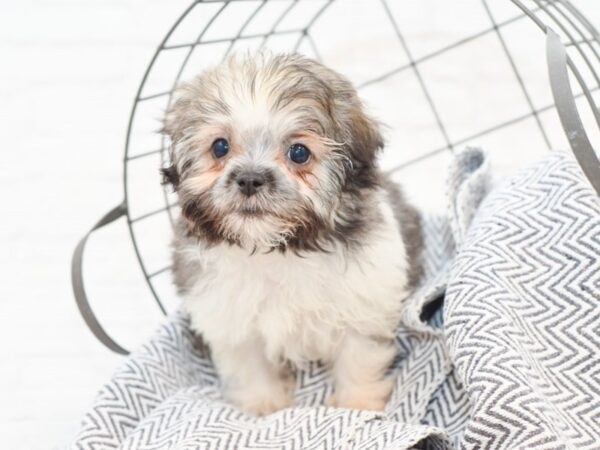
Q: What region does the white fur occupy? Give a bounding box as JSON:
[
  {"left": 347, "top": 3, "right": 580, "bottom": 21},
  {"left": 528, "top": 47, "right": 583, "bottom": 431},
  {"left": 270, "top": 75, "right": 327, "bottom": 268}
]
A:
[{"left": 180, "top": 190, "right": 409, "bottom": 414}]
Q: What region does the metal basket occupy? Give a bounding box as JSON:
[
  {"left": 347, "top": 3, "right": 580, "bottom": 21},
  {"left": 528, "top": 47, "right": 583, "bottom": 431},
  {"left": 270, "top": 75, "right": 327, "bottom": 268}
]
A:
[{"left": 72, "top": 0, "right": 600, "bottom": 354}]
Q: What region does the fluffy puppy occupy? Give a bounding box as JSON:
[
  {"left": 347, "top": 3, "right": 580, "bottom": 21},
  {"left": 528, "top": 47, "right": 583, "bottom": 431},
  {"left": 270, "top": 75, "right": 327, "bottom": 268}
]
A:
[{"left": 162, "top": 53, "right": 423, "bottom": 416}]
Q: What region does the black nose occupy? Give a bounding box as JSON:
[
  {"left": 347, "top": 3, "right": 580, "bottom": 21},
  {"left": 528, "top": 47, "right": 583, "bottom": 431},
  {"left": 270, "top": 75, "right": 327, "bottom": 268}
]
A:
[{"left": 236, "top": 172, "right": 266, "bottom": 197}]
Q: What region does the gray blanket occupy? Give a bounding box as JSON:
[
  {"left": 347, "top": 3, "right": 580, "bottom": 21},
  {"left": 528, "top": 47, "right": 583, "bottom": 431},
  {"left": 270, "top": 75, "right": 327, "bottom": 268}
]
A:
[{"left": 70, "top": 149, "right": 600, "bottom": 449}]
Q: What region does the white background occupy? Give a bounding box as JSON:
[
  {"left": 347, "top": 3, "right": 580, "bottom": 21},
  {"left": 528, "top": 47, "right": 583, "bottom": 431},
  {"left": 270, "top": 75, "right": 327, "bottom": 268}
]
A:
[{"left": 1, "top": 1, "right": 598, "bottom": 449}]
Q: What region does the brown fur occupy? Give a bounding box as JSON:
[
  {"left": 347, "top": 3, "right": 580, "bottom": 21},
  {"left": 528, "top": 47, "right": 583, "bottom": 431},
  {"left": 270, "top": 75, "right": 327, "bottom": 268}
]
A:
[{"left": 382, "top": 177, "right": 424, "bottom": 287}]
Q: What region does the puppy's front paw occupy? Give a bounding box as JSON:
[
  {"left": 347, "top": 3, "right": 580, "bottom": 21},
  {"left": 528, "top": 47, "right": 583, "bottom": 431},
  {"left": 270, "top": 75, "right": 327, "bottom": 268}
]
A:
[
  {"left": 327, "top": 377, "right": 394, "bottom": 412},
  {"left": 229, "top": 381, "right": 294, "bottom": 416},
  {"left": 210, "top": 337, "right": 297, "bottom": 416}
]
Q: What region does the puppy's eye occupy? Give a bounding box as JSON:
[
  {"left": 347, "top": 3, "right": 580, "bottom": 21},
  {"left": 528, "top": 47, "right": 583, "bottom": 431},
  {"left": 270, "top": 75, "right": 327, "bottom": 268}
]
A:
[
  {"left": 212, "top": 138, "right": 230, "bottom": 158},
  {"left": 287, "top": 143, "right": 311, "bottom": 165}
]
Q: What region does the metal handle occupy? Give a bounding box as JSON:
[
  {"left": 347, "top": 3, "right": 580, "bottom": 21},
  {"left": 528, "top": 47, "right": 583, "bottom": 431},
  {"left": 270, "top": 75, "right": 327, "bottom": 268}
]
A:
[
  {"left": 71, "top": 202, "right": 130, "bottom": 355},
  {"left": 546, "top": 28, "right": 600, "bottom": 196}
]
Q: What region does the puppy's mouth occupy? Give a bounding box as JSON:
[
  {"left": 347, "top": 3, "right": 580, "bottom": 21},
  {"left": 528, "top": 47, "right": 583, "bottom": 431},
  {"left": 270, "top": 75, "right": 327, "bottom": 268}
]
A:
[{"left": 237, "top": 205, "right": 269, "bottom": 217}]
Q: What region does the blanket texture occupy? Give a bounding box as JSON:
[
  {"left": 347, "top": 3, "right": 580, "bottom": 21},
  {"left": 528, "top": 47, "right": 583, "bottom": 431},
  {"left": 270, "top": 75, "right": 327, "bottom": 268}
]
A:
[{"left": 70, "top": 149, "right": 600, "bottom": 449}]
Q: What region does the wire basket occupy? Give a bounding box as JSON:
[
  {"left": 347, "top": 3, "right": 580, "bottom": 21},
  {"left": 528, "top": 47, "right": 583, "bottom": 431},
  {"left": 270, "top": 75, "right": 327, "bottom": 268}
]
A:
[{"left": 72, "top": 0, "right": 600, "bottom": 354}]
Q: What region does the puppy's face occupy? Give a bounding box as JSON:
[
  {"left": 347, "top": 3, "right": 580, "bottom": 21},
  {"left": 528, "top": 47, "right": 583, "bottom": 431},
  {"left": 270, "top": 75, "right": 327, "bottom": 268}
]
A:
[{"left": 163, "top": 53, "right": 383, "bottom": 251}]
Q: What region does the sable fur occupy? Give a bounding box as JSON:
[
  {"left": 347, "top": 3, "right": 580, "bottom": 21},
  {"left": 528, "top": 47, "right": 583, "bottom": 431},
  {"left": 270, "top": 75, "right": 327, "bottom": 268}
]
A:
[
  {"left": 163, "top": 52, "right": 423, "bottom": 415},
  {"left": 382, "top": 177, "right": 424, "bottom": 287}
]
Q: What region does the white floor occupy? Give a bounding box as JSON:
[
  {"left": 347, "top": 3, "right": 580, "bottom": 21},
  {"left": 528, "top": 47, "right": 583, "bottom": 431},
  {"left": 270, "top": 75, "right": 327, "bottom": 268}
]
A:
[{"left": 1, "top": 1, "right": 598, "bottom": 449}]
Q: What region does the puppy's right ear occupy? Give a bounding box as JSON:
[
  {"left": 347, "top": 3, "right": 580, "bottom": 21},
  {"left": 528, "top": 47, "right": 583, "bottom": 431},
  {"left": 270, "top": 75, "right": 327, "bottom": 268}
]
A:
[
  {"left": 160, "top": 104, "right": 183, "bottom": 190},
  {"left": 161, "top": 165, "right": 179, "bottom": 189}
]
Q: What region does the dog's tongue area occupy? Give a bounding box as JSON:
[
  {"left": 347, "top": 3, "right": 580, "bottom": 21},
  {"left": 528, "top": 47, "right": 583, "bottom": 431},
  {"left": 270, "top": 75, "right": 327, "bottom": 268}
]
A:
[{"left": 238, "top": 205, "right": 266, "bottom": 216}]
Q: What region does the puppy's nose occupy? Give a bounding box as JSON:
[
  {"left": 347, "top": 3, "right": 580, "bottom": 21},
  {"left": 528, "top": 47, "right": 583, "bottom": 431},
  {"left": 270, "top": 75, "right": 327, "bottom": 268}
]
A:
[{"left": 236, "top": 172, "right": 266, "bottom": 197}]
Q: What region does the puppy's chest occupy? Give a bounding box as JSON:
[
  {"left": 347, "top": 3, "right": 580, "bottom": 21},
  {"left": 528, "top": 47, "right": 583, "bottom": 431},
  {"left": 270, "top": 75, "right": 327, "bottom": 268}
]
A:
[
  {"left": 185, "top": 232, "right": 409, "bottom": 364},
  {"left": 193, "top": 251, "right": 361, "bottom": 352}
]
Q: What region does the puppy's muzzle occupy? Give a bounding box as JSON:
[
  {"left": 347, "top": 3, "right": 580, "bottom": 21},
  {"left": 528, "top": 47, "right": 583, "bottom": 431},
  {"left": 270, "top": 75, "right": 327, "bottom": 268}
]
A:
[{"left": 236, "top": 171, "right": 266, "bottom": 197}]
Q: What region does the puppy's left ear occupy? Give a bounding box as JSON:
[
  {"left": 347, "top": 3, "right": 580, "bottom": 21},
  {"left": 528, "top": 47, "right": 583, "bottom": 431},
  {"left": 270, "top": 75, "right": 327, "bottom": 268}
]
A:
[
  {"left": 342, "top": 104, "right": 384, "bottom": 191},
  {"left": 348, "top": 106, "right": 384, "bottom": 164}
]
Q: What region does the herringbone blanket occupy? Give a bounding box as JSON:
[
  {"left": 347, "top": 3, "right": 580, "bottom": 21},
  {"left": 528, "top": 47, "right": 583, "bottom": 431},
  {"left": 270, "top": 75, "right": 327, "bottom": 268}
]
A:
[{"left": 71, "top": 150, "right": 600, "bottom": 449}]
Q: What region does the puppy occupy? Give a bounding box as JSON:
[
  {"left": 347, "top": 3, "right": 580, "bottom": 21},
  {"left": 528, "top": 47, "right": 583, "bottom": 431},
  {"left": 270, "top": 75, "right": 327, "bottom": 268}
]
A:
[{"left": 162, "top": 53, "right": 423, "bottom": 416}]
